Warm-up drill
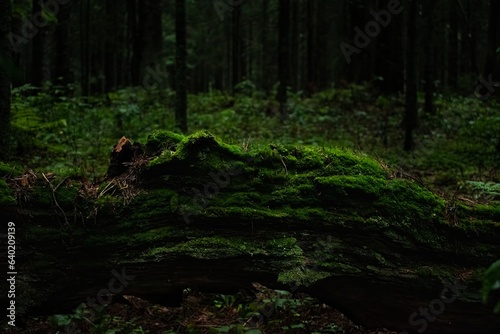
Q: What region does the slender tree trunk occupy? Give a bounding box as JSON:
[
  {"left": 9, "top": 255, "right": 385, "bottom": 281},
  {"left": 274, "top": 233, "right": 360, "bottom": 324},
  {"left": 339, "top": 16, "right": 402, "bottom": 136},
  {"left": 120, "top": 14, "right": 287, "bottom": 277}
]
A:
[
  {"left": 483, "top": 0, "right": 500, "bottom": 79},
  {"left": 277, "top": 0, "right": 290, "bottom": 120},
  {"left": 0, "top": 0, "right": 12, "bottom": 159},
  {"left": 261, "top": 0, "right": 268, "bottom": 93},
  {"left": 423, "top": 0, "right": 435, "bottom": 114},
  {"left": 32, "top": 0, "right": 45, "bottom": 87},
  {"left": 448, "top": 1, "right": 458, "bottom": 90},
  {"left": 175, "top": 0, "right": 187, "bottom": 133},
  {"left": 138, "top": 0, "right": 163, "bottom": 84},
  {"left": 404, "top": 0, "right": 417, "bottom": 151},
  {"left": 54, "top": 3, "right": 71, "bottom": 86},
  {"left": 231, "top": 3, "right": 241, "bottom": 90},
  {"left": 104, "top": 0, "right": 116, "bottom": 92},
  {"left": 306, "top": 0, "right": 316, "bottom": 94},
  {"left": 128, "top": 0, "right": 140, "bottom": 86}
]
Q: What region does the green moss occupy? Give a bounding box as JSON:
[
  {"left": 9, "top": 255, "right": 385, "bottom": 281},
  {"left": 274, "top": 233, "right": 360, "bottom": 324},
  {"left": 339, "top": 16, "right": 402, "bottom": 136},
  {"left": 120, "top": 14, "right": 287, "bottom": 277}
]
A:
[
  {"left": 85, "top": 226, "right": 195, "bottom": 247},
  {"left": 27, "top": 180, "right": 80, "bottom": 212},
  {"left": 0, "top": 162, "right": 22, "bottom": 177},
  {"left": 125, "top": 188, "right": 178, "bottom": 226},
  {"left": 145, "top": 236, "right": 303, "bottom": 262},
  {"left": 147, "top": 130, "right": 244, "bottom": 174},
  {"left": 145, "top": 130, "right": 185, "bottom": 155},
  {"left": 147, "top": 236, "right": 258, "bottom": 259},
  {"left": 265, "top": 237, "right": 303, "bottom": 257},
  {"left": 0, "top": 179, "right": 16, "bottom": 206},
  {"left": 278, "top": 267, "right": 331, "bottom": 287},
  {"left": 315, "top": 175, "right": 386, "bottom": 199},
  {"left": 377, "top": 179, "right": 445, "bottom": 222}
]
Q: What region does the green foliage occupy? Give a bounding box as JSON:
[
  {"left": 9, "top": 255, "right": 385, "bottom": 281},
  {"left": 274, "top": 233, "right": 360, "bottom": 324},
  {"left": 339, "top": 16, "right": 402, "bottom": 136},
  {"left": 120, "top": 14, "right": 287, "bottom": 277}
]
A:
[
  {"left": 51, "top": 303, "right": 147, "bottom": 334},
  {"left": 0, "top": 179, "right": 15, "bottom": 206},
  {"left": 463, "top": 181, "right": 500, "bottom": 200},
  {"left": 483, "top": 260, "right": 500, "bottom": 313}
]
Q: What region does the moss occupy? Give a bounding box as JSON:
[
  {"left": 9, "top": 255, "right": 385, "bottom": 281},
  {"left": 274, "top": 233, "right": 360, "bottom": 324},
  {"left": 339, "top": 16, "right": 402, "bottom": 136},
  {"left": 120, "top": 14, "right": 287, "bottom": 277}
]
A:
[
  {"left": 145, "top": 130, "right": 185, "bottom": 155},
  {"left": 147, "top": 130, "right": 244, "bottom": 175},
  {"left": 27, "top": 180, "right": 80, "bottom": 212},
  {"left": 84, "top": 226, "right": 197, "bottom": 247},
  {"left": 376, "top": 179, "right": 445, "bottom": 223},
  {"left": 145, "top": 236, "right": 303, "bottom": 262},
  {"left": 314, "top": 175, "right": 386, "bottom": 199},
  {"left": 0, "top": 161, "right": 22, "bottom": 177},
  {"left": 265, "top": 237, "right": 303, "bottom": 257},
  {"left": 0, "top": 179, "right": 16, "bottom": 206},
  {"left": 125, "top": 188, "right": 178, "bottom": 226},
  {"left": 278, "top": 267, "right": 331, "bottom": 287},
  {"left": 146, "top": 237, "right": 259, "bottom": 260}
]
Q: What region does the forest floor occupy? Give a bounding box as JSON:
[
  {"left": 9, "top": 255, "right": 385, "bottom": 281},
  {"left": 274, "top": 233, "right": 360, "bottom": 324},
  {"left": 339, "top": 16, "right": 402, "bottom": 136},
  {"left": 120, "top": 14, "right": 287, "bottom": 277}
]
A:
[
  {"left": 5, "top": 288, "right": 398, "bottom": 334},
  {"left": 2, "top": 82, "right": 499, "bottom": 333}
]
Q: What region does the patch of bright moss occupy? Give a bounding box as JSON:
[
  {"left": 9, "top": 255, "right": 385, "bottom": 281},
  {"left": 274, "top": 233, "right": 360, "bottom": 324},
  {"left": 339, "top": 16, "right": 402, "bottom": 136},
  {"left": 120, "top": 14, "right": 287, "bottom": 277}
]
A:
[
  {"left": 278, "top": 267, "right": 331, "bottom": 287},
  {"left": 377, "top": 179, "right": 445, "bottom": 222},
  {"left": 147, "top": 236, "right": 259, "bottom": 259},
  {"left": 145, "top": 130, "right": 185, "bottom": 155},
  {"left": 147, "top": 131, "right": 244, "bottom": 174},
  {"left": 146, "top": 236, "right": 303, "bottom": 261}
]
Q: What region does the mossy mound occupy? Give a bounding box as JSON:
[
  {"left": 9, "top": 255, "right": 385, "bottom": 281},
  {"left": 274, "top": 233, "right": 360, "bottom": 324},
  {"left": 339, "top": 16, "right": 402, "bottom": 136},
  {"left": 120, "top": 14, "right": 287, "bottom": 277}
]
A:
[{"left": 139, "top": 130, "right": 445, "bottom": 229}]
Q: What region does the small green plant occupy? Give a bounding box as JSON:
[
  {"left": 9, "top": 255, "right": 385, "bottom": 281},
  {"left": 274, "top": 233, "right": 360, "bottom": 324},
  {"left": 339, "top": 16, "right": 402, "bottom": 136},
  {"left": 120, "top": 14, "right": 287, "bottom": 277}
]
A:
[
  {"left": 51, "top": 303, "right": 147, "bottom": 334},
  {"left": 464, "top": 181, "right": 500, "bottom": 200},
  {"left": 483, "top": 260, "right": 500, "bottom": 313}
]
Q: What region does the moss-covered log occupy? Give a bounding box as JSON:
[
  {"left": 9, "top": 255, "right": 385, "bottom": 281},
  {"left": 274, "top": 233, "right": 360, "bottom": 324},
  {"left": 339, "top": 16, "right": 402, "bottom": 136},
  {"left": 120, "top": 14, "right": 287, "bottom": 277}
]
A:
[{"left": 1, "top": 131, "right": 500, "bottom": 333}]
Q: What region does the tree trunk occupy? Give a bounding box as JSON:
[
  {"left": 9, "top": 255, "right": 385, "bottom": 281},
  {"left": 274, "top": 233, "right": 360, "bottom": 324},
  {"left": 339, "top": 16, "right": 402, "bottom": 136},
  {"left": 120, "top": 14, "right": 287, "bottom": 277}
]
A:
[
  {"left": 276, "top": 0, "right": 290, "bottom": 120},
  {"left": 448, "top": 0, "right": 458, "bottom": 91},
  {"left": 306, "top": 0, "right": 316, "bottom": 94},
  {"left": 2, "top": 130, "right": 500, "bottom": 334},
  {"left": 0, "top": 0, "right": 12, "bottom": 160},
  {"left": 423, "top": 0, "right": 436, "bottom": 114},
  {"left": 104, "top": 0, "right": 116, "bottom": 92},
  {"left": 128, "top": 0, "right": 140, "bottom": 86},
  {"left": 54, "top": 2, "right": 71, "bottom": 86},
  {"left": 231, "top": 3, "right": 241, "bottom": 90},
  {"left": 31, "top": 0, "right": 45, "bottom": 87},
  {"left": 403, "top": 0, "right": 417, "bottom": 151},
  {"left": 260, "top": 0, "right": 269, "bottom": 93},
  {"left": 483, "top": 0, "right": 500, "bottom": 79},
  {"left": 175, "top": 0, "right": 187, "bottom": 133}
]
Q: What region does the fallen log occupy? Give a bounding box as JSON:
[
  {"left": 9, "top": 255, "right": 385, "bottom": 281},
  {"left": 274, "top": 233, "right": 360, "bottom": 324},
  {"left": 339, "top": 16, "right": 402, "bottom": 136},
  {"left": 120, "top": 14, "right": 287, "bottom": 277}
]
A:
[{"left": 1, "top": 130, "right": 500, "bottom": 333}]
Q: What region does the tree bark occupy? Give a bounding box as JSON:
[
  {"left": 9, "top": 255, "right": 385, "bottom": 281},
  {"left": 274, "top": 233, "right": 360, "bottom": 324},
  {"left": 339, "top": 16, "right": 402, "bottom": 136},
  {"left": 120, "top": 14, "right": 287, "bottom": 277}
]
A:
[
  {"left": 0, "top": 0, "right": 12, "bottom": 160},
  {"left": 175, "top": 0, "right": 187, "bottom": 133},
  {"left": 54, "top": 2, "right": 71, "bottom": 86},
  {"left": 423, "top": 0, "right": 436, "bottom": 114},
  {"left": 31, "top": 0, "right": 45, "bottom": 88},
  {"left": 276, "top": 0, "right": 290, "bottom": 120},
  {"left": 2, "top": 130, "right": 500, "bottom": 334},
  {"left": 483, "top": 0, "right": 500, "bottom": 80},
  {"left": 231, "top": 2, "right": 241, "bottom": 90},
  {"left": 403, "top": 0, "right": 418, "bottom": 151}
]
